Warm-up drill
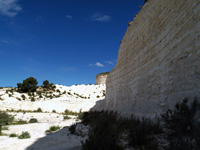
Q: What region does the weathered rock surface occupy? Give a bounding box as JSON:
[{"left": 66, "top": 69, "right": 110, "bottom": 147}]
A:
[
  {"left": 96, "top": 72, "right": 109, "bottom": 85},
  {"left": 105, "top": 0, "right": 200, "bottom": 118}
]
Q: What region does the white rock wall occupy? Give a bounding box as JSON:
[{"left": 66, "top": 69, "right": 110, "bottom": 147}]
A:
[
  {"left": 96, "top": 74, "right": 108, "bottom": 85},
  {"left": 105, "top": 0, "right": 200, "bottom": 118}
]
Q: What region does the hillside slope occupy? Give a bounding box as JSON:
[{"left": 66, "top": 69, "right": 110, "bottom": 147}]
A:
[{"left": 0, "top": 84, "right": 106, "bottom": 113}]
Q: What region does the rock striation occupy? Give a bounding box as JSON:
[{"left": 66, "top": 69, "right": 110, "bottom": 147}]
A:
[{"left": 105, "top": 0, "right": 200, "bottom": 118}]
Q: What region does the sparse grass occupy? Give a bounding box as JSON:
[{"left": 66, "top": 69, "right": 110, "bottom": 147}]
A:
[
  {"left": 73, "top": 93, "right": 87, "bottom": 99},
  {"left": 1, "top": 126, "right": 9, "bottom": 130},
  {"left": 0, "top": 133, "right": 8, "bottom": 136},
  {"left": 6, "top": 108, "right": 43, "bottom": 113},
  {"left": 45, "top": 126, "right": 61, "bottom": 133},
  {"left": 18, "top": 131, "right": 31, "bottom": 139},
  {"left": 63, "top": 109, "right": 80, "bottom": 116},
  {"left": 63, "top": 115, "right": 71, "bottom": 120},
  {"left": 11, "top": 119, "right": 28, "bottom": 125}
]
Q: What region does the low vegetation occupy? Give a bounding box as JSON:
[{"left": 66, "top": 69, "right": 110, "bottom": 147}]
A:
[
  {"left": 81, "top": 111, "right": 162, "bottom": 150},
  {"left": 0, "top": 111, "right": 14, "bottom": 134},
  {"left": 80, "top": 98, "right": 200, "bottom": 150},
  {"left": 42, "top": 80, "right": 56, "bottom": 90},
  {"left": 45, "top": 126, "right": 61, "bottom": 133},
  {"left": 9, "top": 133, "right": 18, "bottom": 137},
  {"left": 63, "top": 109, "right": 81, "bottom": 116},
  {"left": 161, "top": 98, "right": 200, "bottom": 150},
  {"left": 63, "top": 115, "right": 71, "bottom": 120},
  {"left": 6, "top": 108, "right": 43, "bottom": 113},
  {"left": 11, "top": 119, "right": 28, "bottom": 125},
  {"left": 28, "top": 118, "right": 38, "bottom": 123},
  {"left": 18, "top": 131, "right": 31, "bottom": 139}
]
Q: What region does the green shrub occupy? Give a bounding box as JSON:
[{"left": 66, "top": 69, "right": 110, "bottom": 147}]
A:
[
  {"left": 63, "top": 91, "right": 66, "bottom": 94},
  {"left": 16, "top": 97, "right": 21, "bottom": 101},
  {"left": 45, "top": 126, "right": 60, "bottom": 133},
  {"left": 0, "top": 111, "right": 14, "bottom": 134},
  {"left": 34, "top": 108, "right": 42, "bottom": 112},
  {"left": 161, "top": 98, "right": 200, "bottom": 150},
  {"left": 18, "top": 131, "right": 31, "bottom": 139},
  {"left": 17, "top": 77, "right": 38, "bottom": 93},
  {"left": 42, "top": 80, "right": 56, "bottom": 90},
  {"left": 9, "top": 133, "right": 17, "bottom": 137},
  {"left": 31, "top": 97, "right": 35, "bottom": 102},
  {"left": 127, "top": 117, "right": 162, "bottom": 149},
  {"left": 52, "top": 110, "right": 56, "bottom": 113},
  {"left": 21, "top": 94, "right": 26, "bottom": 100},
  {"left": 28, "top": 92, "right": 32, "bottom": 96},
  {"left": 81, "top": 111, "right": 162, "bottom": 150},
  {"left": 81, "top": 111, "right": 124, "bottom": 150},
  {"left": 28, "top": 118, "right": 38, "bottom": 123},
  {"left": 43, "top": 80, "right": 50, "bottom": 88}
]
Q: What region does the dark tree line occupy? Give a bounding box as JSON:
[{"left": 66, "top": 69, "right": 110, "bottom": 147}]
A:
[{"left": 17, "top": 77, "right": 55, "bottom": 93}]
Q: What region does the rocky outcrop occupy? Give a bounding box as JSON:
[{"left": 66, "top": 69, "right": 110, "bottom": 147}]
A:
[
  {"left": 96, "top": 72, "right": 109, "bottom": 85},
  {"left": 105, "top": 0, "right": 200, "bottom": 118}
]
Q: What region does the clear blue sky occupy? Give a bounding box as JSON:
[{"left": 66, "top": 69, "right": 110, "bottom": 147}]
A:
[{"left": 0, "top": 0, "right": 144, "bottom": 87}]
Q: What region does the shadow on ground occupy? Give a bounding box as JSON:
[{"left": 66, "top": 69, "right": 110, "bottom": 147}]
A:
[
  {"left": 26, "top": 99, "right": 106, "bottom": 150},
  {"left": 25, "top": 126, "right": 83, "bottom": 150}
]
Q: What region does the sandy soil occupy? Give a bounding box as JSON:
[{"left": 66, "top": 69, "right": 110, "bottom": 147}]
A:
[
  {"left": 0, "top": 84, "right": 104, "bottom": 149},
  {"left": 0, "top": 112, "right": 85, "bottom": 150}
]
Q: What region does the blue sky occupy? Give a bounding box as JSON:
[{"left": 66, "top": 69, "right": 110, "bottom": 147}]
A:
[{"left": 0, "top": 0, "right": 144, "bottom": 87}]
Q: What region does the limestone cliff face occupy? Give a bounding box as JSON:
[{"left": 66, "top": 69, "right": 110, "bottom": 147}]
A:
[
  {"left": 105, "top": 0, "right": 200, "bottom": 118},
  {"left": 96, "top": 72, "right": 109, "bottom": 85}
]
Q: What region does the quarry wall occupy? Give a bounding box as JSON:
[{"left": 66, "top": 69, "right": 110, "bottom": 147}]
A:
[
  {"left": 105, "top": 0, "right": 200, "bottom": 118},
  {"left": 96, "top": 72, "right": 108, "bottom": 85}
]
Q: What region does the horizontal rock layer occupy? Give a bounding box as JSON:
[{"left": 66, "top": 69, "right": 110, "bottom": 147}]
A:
[{"left": 105, "top": 0, "right": 200, "bottom": 118}]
